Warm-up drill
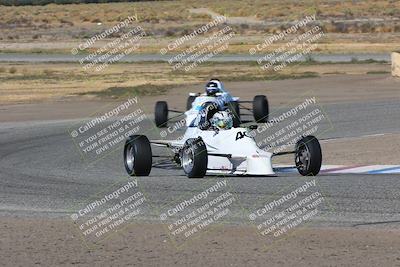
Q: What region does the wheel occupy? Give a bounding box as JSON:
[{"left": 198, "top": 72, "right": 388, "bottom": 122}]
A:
[
  {"left": 124, "top": 135, "right": 152, "bottom": 176},
  {"left": 186, "top": 96, "right": 196, "bottom": 110},
  {"left": 295, "top": 135, "right": 322, "bottom": 176},
  {"left": 155, "top": 101, "right": 168, "bottom": 127},
  {"left": 253, "top": 95, "right": 269, "bottom": 123},
  {"left": 181, "top": 138, "right": 208, "bottom": 178},
  {"left": 227, "top": 101, "right": 240, "bottom": 127}
]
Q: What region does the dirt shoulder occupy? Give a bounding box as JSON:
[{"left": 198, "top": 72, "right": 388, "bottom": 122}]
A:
[{"left": 1, "top": 217, "right": 400, "bottom": 266}]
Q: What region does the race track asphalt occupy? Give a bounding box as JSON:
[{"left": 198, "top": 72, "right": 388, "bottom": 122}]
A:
[{"left": 1, "top": 99, "right": 400, "bottom": 229}]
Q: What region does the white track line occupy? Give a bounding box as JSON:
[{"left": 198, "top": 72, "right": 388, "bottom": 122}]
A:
[{"left": 275, "top": 165, "right": 400, "bottom": 174}]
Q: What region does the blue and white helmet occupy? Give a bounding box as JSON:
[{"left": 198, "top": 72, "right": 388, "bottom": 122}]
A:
[{"left": 205, "top": 79, "right": 223, "bottom": 96}]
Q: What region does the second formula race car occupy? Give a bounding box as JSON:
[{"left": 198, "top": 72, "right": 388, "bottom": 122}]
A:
[{"left": 154, "top": 79, "right": 269, "bottom": 128}]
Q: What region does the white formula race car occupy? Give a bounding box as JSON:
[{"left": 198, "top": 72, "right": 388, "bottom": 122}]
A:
[
  {"left": 124, "top": 105, "right": 322, "bottom": 178},
  {"left": 154, "top": 79, "right": 269, "bottom": 128}
]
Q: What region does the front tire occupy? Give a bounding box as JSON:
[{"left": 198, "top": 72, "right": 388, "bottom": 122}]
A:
[
  {"left": 181, "top": 138, "right": 208, "bottom": 178},
  {"left": 253, "top": 95, "right": 269, "bottom": 123},
  {"left": 295, "top": 135, "right": 322, "bottom": 176},
  {"left": 124, "top": 135, "right": 152, "bottom": 176},
  {"left": 155, "top": 101, "right": 168, "bottom": 127}
]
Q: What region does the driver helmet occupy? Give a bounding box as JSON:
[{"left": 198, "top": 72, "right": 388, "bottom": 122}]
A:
[
  {"left": 211, "top": 111, "right": 233, "bottom": 130},
  {"left": 205, "top": 79, "right": 222, "bottom": 96}
]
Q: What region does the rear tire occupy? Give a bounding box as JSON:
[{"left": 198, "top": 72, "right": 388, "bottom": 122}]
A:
[
  {"left": 295, "top": 135, "right": 322, "bottom": 176},
  {"left": 227, "top": 101, "right": 240, "bottom": 127},
  {"left": 253, "top": 95, "right": 269, "bottom": 123},
  {"left": 124, "top": 135, "right": 152, "bottom": 176},
  {"left": 155, "top": 101, "right": 168, "bottom": 128},
  {"left": 186, "top": 96, "right": 196, "bottom": 110},
  {"left": 181, "top": 138, "right": 208, "bottom": 178}
]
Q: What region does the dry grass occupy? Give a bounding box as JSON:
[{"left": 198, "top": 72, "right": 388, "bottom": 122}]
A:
[
  {"left": 0, "top": 2, "right": 190, "bottom": 26},
  {"left": 1, "top": 37, "right": 400, "bottom": 54},
  {"left": 1, "top": 0, "right": 399, "bottom": 26},
  {"left": 0, "top": 61, "right": 389, "bottom": 104},
  {"left": 0, "top": 1, "right": 399, "bottom": 54},
  {"left": 197, "top": 0, "right": 400, "bottom": 20}
]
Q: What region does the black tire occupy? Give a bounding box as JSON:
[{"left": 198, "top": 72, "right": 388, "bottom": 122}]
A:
[
  {"left": 181, "top": 138, "right": 208, "bottom": 178},
  {"left": 124, "top": 135, "right": 152, "bottom": 176},
  {"left": 155, "top": 101, "right": 168, "bottom": 128},
  {"left": 253, "top": 95, "right": 269, "bottom": 123},
  {"left": 186, "top": 96, "right": 196, "bottom": 110},
  {"left": 295, "top": 135, "right": 322, "bottom": 176},
  {"left": 227, "top": 101, "right": 240, "bottom": 127}
]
